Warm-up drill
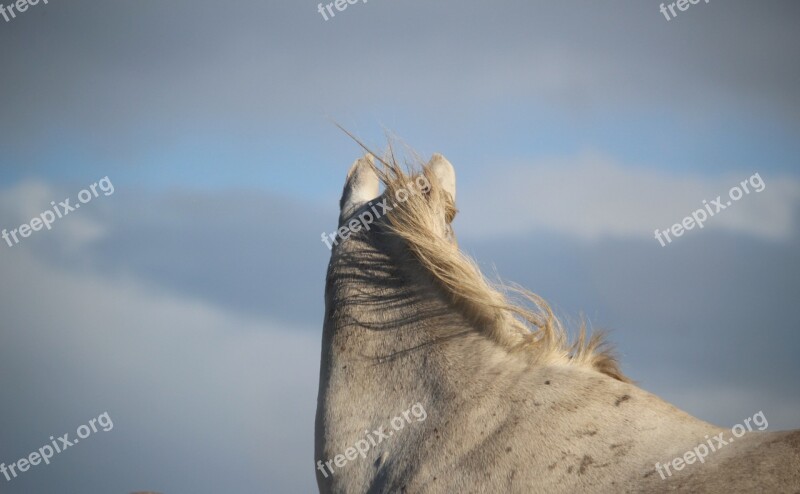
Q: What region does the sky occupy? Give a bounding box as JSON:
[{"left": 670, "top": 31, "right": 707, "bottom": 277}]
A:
[{"left": 0, "top": 1, "right": 798, "bottom": 492}]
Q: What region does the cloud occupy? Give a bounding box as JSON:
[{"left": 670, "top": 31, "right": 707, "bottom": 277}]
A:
[
  {"left": 0, "top": 180, "right": 107, "bottom": 250},
  {"left": 0, "top": 0, "right": 798, "bottom": 163},
  {"left": 0, "top": 245, "right": 320, "bottom": 493},
  {"left": 458, "top": 153, "right": 800, "bottom": 242},
  {"left": 0, "top": 180, "right": 334, "bottom": 327},
  {"left": 460, "top": 222, "right": 800, "bottom": 430}
]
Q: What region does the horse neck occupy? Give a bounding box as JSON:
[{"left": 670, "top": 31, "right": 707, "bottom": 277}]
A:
[
  {"left": 316, "top": 243, "right": 722, "bottom": 492},
  {"left": 317, "top": 238, "right": 509, "bottom": 420}
]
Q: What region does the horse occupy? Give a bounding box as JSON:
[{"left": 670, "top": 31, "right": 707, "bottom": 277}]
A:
[{"left": 315, "top": 151, "right": 800, "bottom": 493}]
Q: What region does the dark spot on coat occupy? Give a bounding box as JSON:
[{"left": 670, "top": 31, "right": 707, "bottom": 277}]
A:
[
  {"left": 609, "top": 441, "right": 633, "bottom": 457},
  {"left": 578, "top": 455, "right": 594, "bottom": 474},
  {"left": 615, "top": 394, "right": 631, "bottom": 406},
  {"left": 545, "top": 380, "right": 551, "bottom": 385}
]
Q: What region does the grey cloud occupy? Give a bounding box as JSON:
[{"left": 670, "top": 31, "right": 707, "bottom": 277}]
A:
[
  {"left": 0, "top": 182, "right": 335, "bottom": 326},
  {"left": 461, "top": 218, "right": 800, "bottom": 430},
  {"left": 0, "top": 0, "right": 798, "bottom": 161},
  {"left": 0, "top": 246, "right": 320, "bottom": 494}
]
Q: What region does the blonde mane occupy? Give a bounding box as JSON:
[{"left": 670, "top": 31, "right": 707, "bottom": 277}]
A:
[{"left": 362, "top": 145, "right": 628, "bottom": 382}]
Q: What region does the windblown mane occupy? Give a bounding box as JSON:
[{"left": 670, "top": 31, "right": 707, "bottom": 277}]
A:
[{"left": 347, "top": 135, "right": 628, "bottom": 382}]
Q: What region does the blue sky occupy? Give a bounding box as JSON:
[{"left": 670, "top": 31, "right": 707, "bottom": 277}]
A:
[{"left": 0, "top": 0, "right": 798, "bottom": 492}]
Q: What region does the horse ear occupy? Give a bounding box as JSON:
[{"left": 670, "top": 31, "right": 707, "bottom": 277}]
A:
[
  {"left": 340, "top": 154, "right": 379, "bottom": 222},
  {"left": 426, "top": 153, "right": 456, "bottom": 201}
]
